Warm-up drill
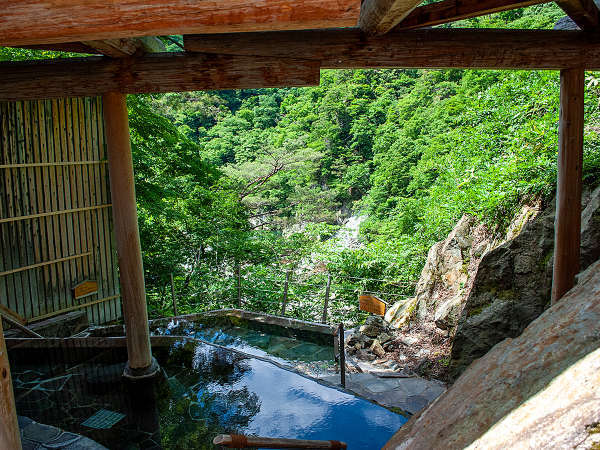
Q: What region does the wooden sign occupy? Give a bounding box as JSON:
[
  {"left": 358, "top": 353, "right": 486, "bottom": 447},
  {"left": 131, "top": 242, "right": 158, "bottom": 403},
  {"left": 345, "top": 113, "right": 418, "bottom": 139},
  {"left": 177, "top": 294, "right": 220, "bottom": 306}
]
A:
[
  {"left": 73, "top": 280, "right": 98, "bottom": 300},
  {"left": 359, "top": 294, "right": 386, "bottom": 316}
]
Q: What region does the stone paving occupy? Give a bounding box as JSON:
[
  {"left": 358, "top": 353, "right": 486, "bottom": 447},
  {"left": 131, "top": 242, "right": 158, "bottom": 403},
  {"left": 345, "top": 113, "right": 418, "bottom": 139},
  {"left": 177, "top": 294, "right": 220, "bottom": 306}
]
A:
[{"left": 319, "top": 372, "right": 446, "bottom": 415}]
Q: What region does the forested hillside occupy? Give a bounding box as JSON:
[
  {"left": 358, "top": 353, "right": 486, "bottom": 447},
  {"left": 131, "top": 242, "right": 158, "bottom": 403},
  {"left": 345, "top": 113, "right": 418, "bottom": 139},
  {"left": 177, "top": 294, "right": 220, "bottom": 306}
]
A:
[{"left": 4, "top": 4, "right": 599, "bottom": 323}]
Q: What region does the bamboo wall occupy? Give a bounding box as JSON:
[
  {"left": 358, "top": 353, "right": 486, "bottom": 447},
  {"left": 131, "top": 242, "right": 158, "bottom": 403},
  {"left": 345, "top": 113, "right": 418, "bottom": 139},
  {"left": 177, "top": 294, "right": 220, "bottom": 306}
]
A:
[{"left": 0, "top": 97, "right": 121, "bottom": 326}]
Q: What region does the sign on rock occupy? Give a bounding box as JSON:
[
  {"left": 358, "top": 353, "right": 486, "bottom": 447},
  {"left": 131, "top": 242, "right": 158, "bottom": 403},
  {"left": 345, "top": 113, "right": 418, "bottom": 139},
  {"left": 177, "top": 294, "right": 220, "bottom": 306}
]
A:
[
  {"left": 359, "top": 294, "right": 386, "bottom": 316},
  {"left": 73, "top": 280, "right": 99, "bottom": 300}
]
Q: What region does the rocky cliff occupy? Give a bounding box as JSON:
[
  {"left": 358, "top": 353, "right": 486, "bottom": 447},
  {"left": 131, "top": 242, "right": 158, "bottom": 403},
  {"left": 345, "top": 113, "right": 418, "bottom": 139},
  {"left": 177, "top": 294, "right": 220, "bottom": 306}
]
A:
[
  {"left": 385, "top": 186, "right": 600, "bottom": 380},
  {"left": 451, "top": 186, "right": 600, "bottom": 377},
  {"left": 383, "top": 258, "right": 600, "bottom": 450}
]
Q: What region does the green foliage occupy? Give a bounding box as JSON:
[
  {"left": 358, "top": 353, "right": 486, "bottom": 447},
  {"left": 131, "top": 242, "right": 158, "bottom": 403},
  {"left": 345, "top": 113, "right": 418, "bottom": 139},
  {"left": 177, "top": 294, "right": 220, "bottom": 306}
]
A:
[
  {"left": 128, "top": 4, "right": 600, "bottom": 324},
  {"left": 4, "top": 4, "right": 600, "bottom": 326}
]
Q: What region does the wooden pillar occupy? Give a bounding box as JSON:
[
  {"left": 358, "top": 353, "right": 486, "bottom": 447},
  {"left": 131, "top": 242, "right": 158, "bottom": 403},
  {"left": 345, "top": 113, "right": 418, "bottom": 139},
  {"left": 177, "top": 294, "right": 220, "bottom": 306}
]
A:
[
  {"left": 0, "top": 320, "right": 22, "bottom": 449},
  {"left": 552, "top": 68, "right": 584, "bottom": 304},
  {"left": 103, "top": 92, "right": 156, "bottom": 376}
]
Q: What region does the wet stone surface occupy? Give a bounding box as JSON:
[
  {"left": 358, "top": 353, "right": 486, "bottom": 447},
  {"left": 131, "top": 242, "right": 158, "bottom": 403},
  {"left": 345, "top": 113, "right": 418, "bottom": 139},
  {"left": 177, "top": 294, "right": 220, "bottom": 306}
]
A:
[{"left": 319, "top": 372, "right": 446, "bottom": 415}]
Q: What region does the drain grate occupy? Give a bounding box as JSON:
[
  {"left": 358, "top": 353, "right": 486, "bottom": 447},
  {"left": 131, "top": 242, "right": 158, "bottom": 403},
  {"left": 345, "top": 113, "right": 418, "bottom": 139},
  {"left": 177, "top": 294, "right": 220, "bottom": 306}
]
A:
[{"left": 81, "top": 409, "right": 125, "bottom": 429}]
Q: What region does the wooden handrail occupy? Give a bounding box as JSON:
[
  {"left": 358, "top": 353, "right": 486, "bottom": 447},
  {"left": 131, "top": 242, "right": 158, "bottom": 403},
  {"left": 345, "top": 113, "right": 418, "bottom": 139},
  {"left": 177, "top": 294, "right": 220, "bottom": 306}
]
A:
[{"left": 213, "top": 434, "right": 347, "bottom": 449}]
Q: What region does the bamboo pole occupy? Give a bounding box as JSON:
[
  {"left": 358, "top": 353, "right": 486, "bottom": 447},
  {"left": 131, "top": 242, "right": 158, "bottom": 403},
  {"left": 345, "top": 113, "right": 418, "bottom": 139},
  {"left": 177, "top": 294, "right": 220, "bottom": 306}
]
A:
[
  {"left": 0, "top": 318, "right": 22, "bottom": 450},
  {"left": 552, "top": 68, "right": 584, "bottom": 304},
  {"left": 280, "top": 270, "right": 290, "bottom": 316},
  {"left": 0, "top": 204, "right": 111, "bottom": 224},
  {"left": 321, "top": 273, "right": 331, "bottom": 323},
  {"left": 0, "top": 160, "right": 106, "bottom": 169},
  {"left": 213, "top": 434, "right": 347, "bottom": 449},
  {"left": 28, "top": 294, "right": 120, "bottom": 323},
  {"left": 0, "top": 251, "right": 91, "bottom": 277},
  {"left": 103, "top": 92, "right": 155, "bottom": 375},
  {"left": 339, "top": 322, "right": 346, "bottom": 388}
]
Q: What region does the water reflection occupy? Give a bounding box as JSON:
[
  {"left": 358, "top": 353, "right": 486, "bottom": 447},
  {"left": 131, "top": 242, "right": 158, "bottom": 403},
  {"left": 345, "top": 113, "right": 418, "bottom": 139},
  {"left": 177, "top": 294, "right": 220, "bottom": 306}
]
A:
[{"left": 9, "top": 338, "right": 406, "bottom": 449}]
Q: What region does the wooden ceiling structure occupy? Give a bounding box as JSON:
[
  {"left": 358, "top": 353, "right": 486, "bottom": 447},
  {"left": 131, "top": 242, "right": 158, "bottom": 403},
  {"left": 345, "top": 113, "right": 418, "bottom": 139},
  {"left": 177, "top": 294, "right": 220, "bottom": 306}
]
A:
[{"left": 0, "top": 1, "right": 596, "bottom": 448}]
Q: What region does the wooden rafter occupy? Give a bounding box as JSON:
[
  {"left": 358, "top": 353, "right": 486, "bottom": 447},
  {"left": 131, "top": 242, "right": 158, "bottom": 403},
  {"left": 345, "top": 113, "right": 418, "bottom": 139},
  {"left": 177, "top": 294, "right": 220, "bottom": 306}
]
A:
[
  {"left": 0, "top": 52, "right": 320, "bottom": 101},
  {"left": 184, "top": 28, "right": 600, "bottom": 70},
  {"left": 14, "top": 37, "right": 166, "bottom": 57},
  {"left": 359, "top": 0, "right": 424, "bottom": 34},
  {"left": 81, "top": 37, "right": 166, "bottom": 57},
  {"left": 556, "top": 0, "right": 600, "bottom": 30},
  {"left": 396, "top": 0, "right": 552, "bottom": 30},
  {"left": 0, "top": 0, "right": 360, "bottom": 47}
]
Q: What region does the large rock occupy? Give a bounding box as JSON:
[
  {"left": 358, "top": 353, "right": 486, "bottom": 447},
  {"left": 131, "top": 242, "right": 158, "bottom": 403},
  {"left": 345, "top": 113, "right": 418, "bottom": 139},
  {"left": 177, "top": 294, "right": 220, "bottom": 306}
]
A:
[
  {"left": 386, "top": 215, "right": 495, "bottom": 330},
  {"left": 384, "top": 259, "right": 600, "bottom": 450},
  {"left": 450, "top": 186, "right": 600, "bottom": 377}
]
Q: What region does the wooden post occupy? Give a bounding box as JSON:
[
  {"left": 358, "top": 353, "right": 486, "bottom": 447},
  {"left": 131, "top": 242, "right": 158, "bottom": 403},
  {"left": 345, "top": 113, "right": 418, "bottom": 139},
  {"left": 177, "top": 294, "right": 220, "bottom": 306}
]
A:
[
  {"left": 338, "top": 323, "right": 346, "bottom": 388},
  {"left": 321, "top": 273, "right": 332, "bottom": 323},
  {"left": 552, "top": 68, "right": 584, "bottom": 304},
  {"left": 103, "top": 92, "right": 157, "bottom": 377},
  {"left": 170, "top": 273, "right": 178, "bottom": 316},
  {"left": 280, "top": 270, "right": 290, "bottom": 316},
  {"left": 236, "top": 264, "right": 242, "bottom": 308},
  {"left": 0, "top": 319, "right": 22, "bottom": 450}
]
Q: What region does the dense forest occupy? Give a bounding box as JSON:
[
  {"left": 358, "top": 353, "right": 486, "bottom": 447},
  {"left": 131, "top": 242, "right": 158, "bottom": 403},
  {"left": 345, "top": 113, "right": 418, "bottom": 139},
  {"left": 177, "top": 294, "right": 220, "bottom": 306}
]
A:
[{"left": 4, "top": 4, "right": 600, "bottom": 324}]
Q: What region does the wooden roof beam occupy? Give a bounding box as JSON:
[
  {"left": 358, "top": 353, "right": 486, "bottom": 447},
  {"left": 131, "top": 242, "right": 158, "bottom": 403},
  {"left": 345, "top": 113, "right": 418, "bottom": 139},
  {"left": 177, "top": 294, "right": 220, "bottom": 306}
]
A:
[
  {"left": 396, "top": 0, "right": 552, "bottom": 30},
  {"left": 556, "top": 0, "right": 600, "bottom": 30},
  {"left": 82, "top": 37, "right": 166, "bottom": 57},
  {"left": 0, "top": 52, "right": 320, "bottom": 101},
  {"left": 11, "top": 37, "right": 166, "bottom": 57},
  {"left": 0, "top": 0, "right": 360, "bottom": 47},
  {"left": 359, "top": 0, "right": 424, "bottom": 34},
  {"left": 184, "top": 28, "right": 600, "bottom": 70}
]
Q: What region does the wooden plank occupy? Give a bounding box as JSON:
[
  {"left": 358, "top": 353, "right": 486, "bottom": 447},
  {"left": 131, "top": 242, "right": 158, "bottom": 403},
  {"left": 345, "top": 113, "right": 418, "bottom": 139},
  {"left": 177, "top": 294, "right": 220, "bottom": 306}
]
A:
[
  {"left": 44, "top": 99, "right": 62, "bottom": 318},
  {"left": 64, "top": 98, "right": 81, "bottom": 308},
  {"left": 96, "top": 98, "right": 119, "bottom": 323},
  {"left": 184, "top": 28, "right": 600, "bottom": 70},
  {"left": 360, "top": 0, "right": 423, "bottom": 34},
  {"left": 552, "top": 68, "right": 584, "bottom": 304},
  {"left": 0, "top": 0, "right": 360, "bottom": 47},
  {"left": 396, "top": 0, "right": 552, "bottom": 30},
  {"left": 556, "top": 0, "right": 600, "bottom": 30},
  {"left": 88, "top": 98, "right": 103, "bottom": 325},
  {"left": 0, "top": 314, "right": 43, "bottom": 338},
  {"left": 0, "top": 305, "right": 25, "bottom": 326},
  {"left": 4, "top": 103, "right": 25, "bottom": 317},
  {"left": 0, "top": 319, "right": 22, "bottom": 450},
  {"left": 0, "top": 252, "right": 92, "bottom": 277},
  {"left": 103, "top": 92, "right": 152, "bottom": 370},
  {"left": 15, "top": 101, "right": 36, "bottom": 319},
  {"left": 92, "top": 97, "right": 108, "bottom": 325},
  {"left": 0, "top": 52, "right": 320, "bottom": 101},
  {"left": 30, "top": 100, "right": 51, "bottom": 317},
  {"left": 213, "top": 434, "right": 347, "bottom": 449}
]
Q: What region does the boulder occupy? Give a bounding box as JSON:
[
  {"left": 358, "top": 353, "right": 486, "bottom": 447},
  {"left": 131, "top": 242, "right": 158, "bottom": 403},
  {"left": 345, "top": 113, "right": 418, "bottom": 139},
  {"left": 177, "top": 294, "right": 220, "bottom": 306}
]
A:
[
  {"left": 384, "top": 259, "right": 600, "bottom": 450},
  {"left": 450, "top": 186, "right": 600, "bottom": 378},
  {"left": 386, "top": 215, "right": 496, "bottom": 331},
  {"left": 370, "top": 339, "right": 386, "bottom": 358},
  {"left": 358, "top": 315, "right": 393, "bottom": 338}
]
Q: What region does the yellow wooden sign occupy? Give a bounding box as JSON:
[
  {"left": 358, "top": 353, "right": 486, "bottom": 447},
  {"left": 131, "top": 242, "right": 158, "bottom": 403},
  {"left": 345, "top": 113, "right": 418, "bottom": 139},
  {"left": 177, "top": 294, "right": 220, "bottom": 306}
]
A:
[
  {"left": 359, "top": 294, "right": 386, "bottom": 316},
  {"left": 73, "top": 280, "right": 98, "bottom": 299}
]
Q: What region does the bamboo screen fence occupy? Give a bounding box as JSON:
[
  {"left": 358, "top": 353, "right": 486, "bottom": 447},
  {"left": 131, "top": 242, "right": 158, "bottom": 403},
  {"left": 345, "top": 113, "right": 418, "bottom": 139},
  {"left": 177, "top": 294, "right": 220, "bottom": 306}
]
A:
[{"left": 0, "top": 97, "right": 121, "bottom": 326}]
